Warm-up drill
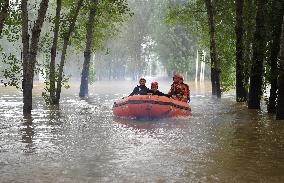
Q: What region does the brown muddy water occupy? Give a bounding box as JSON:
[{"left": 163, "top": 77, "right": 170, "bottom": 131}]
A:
[{"left": 0, "top": 79, "right": 284, "bottom": 183}]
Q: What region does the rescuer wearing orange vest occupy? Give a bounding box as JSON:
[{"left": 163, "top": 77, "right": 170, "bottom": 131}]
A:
[
  {"left": 168, "top": 74, "right": 190, "bottom": 102},
  {"left": 179, "top": 75, "right": 190, "bottom": 102}
]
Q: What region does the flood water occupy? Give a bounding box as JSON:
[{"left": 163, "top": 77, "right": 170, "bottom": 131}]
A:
[{"left": 1, "top": 79, "right": 284, "bottom": 183}]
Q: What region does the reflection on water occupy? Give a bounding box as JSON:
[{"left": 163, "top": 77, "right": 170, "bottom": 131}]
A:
[
  {"left": 21, "top": 115, "right": 35, "bottom": 153},
  {"left": 113, "top": 117, "right": 190, "bottom": 134},
  {"left": 0, "top": 80, "right": 284, "bottom": 182}
]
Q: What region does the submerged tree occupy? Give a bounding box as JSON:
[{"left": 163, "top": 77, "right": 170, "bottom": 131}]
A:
[
  {"left": 276, "top": 15, "right": 284, "bottom": 120},
  {"left": 21, "top": 0, "right": 49, "bottom": 114},
  {"left": 235, "top": 0, "right": 247, "bottom": 102},
  {"left": 242, "top": 0, "right": 256, "bottom": 102},
  {"left": 267, "top": 0, "right": 284, "bottom": 113},
  {"left": 248, "top": 0, "right": 267, "bottom": 109},
  {"left": 164, "top": 0, "right": 236, "bottom": 94},
  {"left": 55, "top": 0, "right": 84, "bottom": 104},
  {"left": 78, "top": 0, "right": 131, "bottom": 96},
  {"left": 79, "top": 0, "right": 98, "bottom": 97},
  {"left": 49, "top": 0, "right": 62, "bottom": 104},
  {"left": 205, "top": 0, "right": 221, "bottom": 98}
]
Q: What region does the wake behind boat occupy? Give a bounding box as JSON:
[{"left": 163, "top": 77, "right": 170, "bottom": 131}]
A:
[{"left": 112, "top": 95, "right": 191, "bottom": 119}]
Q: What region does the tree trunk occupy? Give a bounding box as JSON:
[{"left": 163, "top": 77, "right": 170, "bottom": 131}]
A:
[
  {"left": 211, "top": 70, "right": 216, "bottom": 95},
  {"left": 49, "top": 0, "right": 62, "bottom": 104},
  {"left": 248, "top": 0, "right": 267, "bottom": 109},
  {"left": 267, "top": 0, "right": 284, "bottom": 113},
  {"left": 55, "top": 0, "right": 84, "bottom": 104},
  {"left": 276, "top": 15, "right": 284, "bottom": 120},
  {"left": 79, "top": 0, "right": 98, "bottom": 97},
  {"left": 0, "top": 0, "right": 9, "bottom": 36},
  {"left": 243, "top": 0, "right": 255, "bottom": 99},
  {"left": 21, "top": 0, "right": 30, "bottom": 113},
  {"left": 235, "top": 0, "right": 247, "bottom": 102},
  {"left": 205, "top": 0, "right": 221, "bottom": 98},
  {"left": 21, "top": 0, "right": 49, "bottom": 114},
  {"left": 209, "top": 44, "right": 216, "bottom": 95}
]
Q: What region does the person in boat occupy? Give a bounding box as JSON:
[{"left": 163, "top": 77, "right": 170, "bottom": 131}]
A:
[
  {"left": 129, "top": 78, "right": 150, "bottom": 96},
  {"left": 148, "top": 81, "right": 169, "bottom": 97},
  {"left": 168, "top": 73, "right": 188, "bottom": 102},
  {"left": 168, "top": 74, "right": 182, "bottom": 100},
  {"left": 179, "top": 75, "right": 190, "bottom": 102}
]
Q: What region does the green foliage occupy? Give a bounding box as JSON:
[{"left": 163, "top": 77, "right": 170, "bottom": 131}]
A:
[
  {"left": 0, "top": 1, "right": 22, "bottom": 88},
  {"left": 164, "top": 0, "right": 240, "bottom": 91},
  {"left": 1, "top": 1, "right": 21, "bottom": 40},
  {"left": 36, "top": 0, "right": 131, "bottom": 102},
  {"left": 70, "top": 0, "right": 132, "bottom": 52},
  {"left": 94, "top": 0, "right": 200, "bottom": 80},
  {"left": 94, "top": 0, "right": 151, "bottom": 80},
  {"left": 149, "top": 1, "right": 198, "bottom": 79},
  {"left": 1, "top": 51, "right": 22, "bottom": 89},
  {"left": 153, "top": 23, "right": 197, "bottom": 78}
]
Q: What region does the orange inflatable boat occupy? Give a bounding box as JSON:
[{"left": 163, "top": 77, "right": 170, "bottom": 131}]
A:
[{"left": 112, "top": 95, "right": 191, "bottom": 118}]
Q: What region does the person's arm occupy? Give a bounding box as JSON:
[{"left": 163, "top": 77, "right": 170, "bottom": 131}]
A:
[
  {"left": 185, "top": 84, "right": 190, "bottom": 102},
  {"left": 146, "top": 87, "right": 151, "bottom": 94},
  {"left": 129, "top": 86, "right": 138, "bottom": 96},
  {"left": 188, "top": 90, "right": 190, "bottom": 102},
  {"left": 168, "top": 85, "right": 173, "bottom": 95},
  {"left": 157, "top": 90, "right": 169, "bottom": 97},
  {"left": 164, "top": 93, "right": 171, "bottom": 98},
  {"left": 148, "top": 89, "right": 154, "bottom": 94}
]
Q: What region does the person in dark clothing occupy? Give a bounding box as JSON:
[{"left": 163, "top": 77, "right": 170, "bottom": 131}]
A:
[
  {"left": 148, "top": 82, "right": 169, "bottom": 97},
  {"left": 129, "top": 78, "right": 150, "bottom": 96}
]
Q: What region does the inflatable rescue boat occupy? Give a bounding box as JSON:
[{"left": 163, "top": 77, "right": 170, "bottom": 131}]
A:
[{"left": 112, "top": 95, "right": 191, "bottom": 118}]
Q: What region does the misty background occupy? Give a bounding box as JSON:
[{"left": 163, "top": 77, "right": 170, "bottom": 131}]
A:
[{"left": 0, "top": 0, "right": 210, "bottom": 84}]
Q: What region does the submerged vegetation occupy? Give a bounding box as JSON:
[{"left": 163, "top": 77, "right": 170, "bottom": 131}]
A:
[{"left": 0, "top": 0, "right": 284, "bottom": 119}]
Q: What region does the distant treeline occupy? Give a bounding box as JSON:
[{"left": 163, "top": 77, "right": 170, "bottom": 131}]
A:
[{"left": 0, "top": 0, "right": 284, "bottom": 119}]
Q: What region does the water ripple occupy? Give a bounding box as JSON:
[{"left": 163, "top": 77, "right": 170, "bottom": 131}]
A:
[{"left": 1, "top": 83, "right": 284, "bottom": 182}]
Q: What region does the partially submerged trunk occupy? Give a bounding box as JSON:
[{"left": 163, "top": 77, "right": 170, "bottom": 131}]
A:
[
  {"left": 267, "top": 0, "right": 284, "bottom": 113},
  {"left": 205, "top": 0, "right": 221, "bottom": 98},
  {"left": 21, "top": 0, "right": 30, "bottom": 113},
  {"left": 235, "top": 0, "right": 247, "bottom": 102},
  {"left": 248, "top": 0, "right": 267, "bottom": 109},
  {"left": 276, "top": 16, "right": 284, "bottom": 120},
  {"left": 79, "top": 0, "right": 98, "bottom": 98},
  {"left": 49, "top": 0, "right": 62, "bottom": 104},
  {"left": 0, "top": 0, "right": 9, "bottom": 36},
  {"left": 211, "top": 68, "right": 216, "bottom": 95},
  {"left": 55, "top": 0, "right": 84, "bottom": 104},
  {"left": 21, "top": 0, "right": 49, "bottom": 114}
]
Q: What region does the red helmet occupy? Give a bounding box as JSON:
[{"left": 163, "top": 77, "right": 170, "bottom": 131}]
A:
[
  {"left": 173, "top": 74, "right": 179, "bottom": 79},
  {"left": 151, "top": 81, "right": 158, "bottom": 88}
]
